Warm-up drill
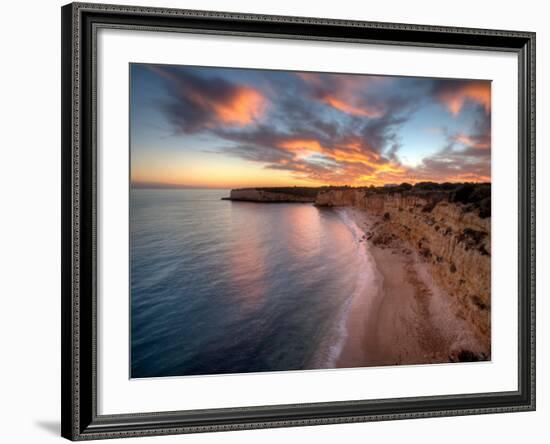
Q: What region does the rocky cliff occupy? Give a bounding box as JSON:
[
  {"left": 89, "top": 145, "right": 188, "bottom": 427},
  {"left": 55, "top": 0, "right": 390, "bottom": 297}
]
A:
[
  {"left": 227, "top": 187, "right": 318, "bottom": 203},
  {"left": 316, "top": 183, "right": 491, "bottom": 358}
]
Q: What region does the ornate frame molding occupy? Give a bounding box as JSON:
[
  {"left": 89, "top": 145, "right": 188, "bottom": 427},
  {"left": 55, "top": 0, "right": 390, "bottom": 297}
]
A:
[{"left": 61, "top": 3, "right": 535, "bottom": 440}]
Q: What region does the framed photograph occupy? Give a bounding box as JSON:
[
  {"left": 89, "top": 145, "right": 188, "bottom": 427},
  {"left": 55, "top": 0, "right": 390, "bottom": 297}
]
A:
[{"left": 61, "top": 2, "right": 536, "bottom": 440}]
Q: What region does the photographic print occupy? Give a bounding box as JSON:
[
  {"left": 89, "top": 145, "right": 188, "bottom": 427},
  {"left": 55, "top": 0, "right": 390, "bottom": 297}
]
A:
[{"left": 130, "top": 63, "right": 491, "bottom": 379}]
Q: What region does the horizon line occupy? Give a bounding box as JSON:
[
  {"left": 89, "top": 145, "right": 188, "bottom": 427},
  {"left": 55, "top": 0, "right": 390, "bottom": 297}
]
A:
[{"left": 131, "top": 180, "right": 492, "bottom": 190}]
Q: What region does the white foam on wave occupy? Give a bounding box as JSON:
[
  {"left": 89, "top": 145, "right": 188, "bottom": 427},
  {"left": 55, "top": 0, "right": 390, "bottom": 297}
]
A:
[{"left": 313, "top": 208, "right": 383, "bottom": 368}]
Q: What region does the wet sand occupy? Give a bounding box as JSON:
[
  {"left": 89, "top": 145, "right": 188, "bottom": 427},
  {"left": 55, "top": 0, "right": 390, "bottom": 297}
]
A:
[{"left": 336, "top": 208, "right": 452, "bottom": 368}]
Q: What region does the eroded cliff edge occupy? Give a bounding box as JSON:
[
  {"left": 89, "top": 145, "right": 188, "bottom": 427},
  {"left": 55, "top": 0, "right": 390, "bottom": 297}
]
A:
[{"left": 226, "top": 187, "right": 319, "bottom": 202}]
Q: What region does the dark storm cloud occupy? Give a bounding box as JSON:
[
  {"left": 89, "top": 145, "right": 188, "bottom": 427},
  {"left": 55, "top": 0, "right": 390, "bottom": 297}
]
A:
[{"left": 146, "top": 65, "right": 266, "bottom": 133}]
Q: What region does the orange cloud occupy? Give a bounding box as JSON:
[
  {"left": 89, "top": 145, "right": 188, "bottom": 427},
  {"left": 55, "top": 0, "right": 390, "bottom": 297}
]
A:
[
  {"left": 147, "top": 65, "right": 266, "bottom": 129},
  {"left": 454, "top": 133, "right": 490, "bottom": 149},
  {"left": 186, "top": 86, "right": 265, "bottom": 126},
  {"left": 353, "top": 169, "right": 490, "bottom": 187},
  {"left": 212, "top": 87, "right": 265, "bottom": 125},
  {"left": 297, "top": 72, "right": 384, "bottom": 117},
  {"left": 438, "top": 81, "right": 491, "bottom": 116},
  {"left": 281, "top": 138, "right": 385, "bottom": 165},
  {"left": 279, "top": 139, "right": 324, "bottom": 157},
  {"left": 277, "top": 137, "right": 406, "bottom": 185},
  {"left": 321, "top": 95, "right": 382, "bottom": 118}
]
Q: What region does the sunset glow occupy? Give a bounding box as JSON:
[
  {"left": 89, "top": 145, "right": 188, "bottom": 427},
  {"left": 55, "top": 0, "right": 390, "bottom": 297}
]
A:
[
  {"left": 209, "top": 87, "right": 265, "bottom": 126},
  {"left": 435, "top": 80, "right": 491, "bottom": 116},
  {"left": 131, "top": 64, "right": 491, "bottom": 188},
  {"left": 321, "top": 95, "right": 383, "bottom": 118}
]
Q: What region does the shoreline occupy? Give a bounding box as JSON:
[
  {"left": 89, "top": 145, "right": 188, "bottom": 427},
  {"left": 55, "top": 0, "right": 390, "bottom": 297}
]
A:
[{"left": 335, "top": 208, "right": 476, "bottom": 368}]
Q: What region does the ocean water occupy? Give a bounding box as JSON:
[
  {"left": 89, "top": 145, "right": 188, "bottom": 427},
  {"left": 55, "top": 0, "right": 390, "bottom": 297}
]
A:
[{"left": 130, "top": 189, "right": 373, "bottom": 378}]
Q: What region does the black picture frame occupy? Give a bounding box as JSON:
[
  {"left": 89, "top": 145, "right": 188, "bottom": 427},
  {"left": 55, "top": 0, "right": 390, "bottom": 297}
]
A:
[{"left": 61, "top": 2, "right": 536, "bottom": 440}]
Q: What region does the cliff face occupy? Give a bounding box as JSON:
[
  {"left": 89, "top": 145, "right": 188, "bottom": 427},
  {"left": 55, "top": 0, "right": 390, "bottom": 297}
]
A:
[
  {"left": 229, "top": 188, "right": 316, "bottom": 202},
  {"left": 316, "top": 187, "right": 491, "bottom": 356}
]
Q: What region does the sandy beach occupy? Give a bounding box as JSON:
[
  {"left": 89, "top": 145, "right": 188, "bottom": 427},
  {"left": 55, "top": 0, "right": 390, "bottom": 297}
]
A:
[{"left": 336, "top": 208, "right": 461, "bottom": 368}]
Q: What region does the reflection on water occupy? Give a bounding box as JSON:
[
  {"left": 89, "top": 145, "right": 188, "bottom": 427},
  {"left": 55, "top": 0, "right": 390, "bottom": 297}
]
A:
[
  {"left": 228, "top": 203, "right": 268, "bottom": 311},
  {"left": 130, "top": 189, "right": 370, "bottom": 378},
  {"left": 285, "top": 204, "right": 323, "bottom": 264}
]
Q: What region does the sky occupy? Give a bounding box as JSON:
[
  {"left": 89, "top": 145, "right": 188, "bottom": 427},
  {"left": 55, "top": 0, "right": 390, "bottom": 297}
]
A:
[{"left": 130, "top": 63, "right": 491, "bottom": 188}]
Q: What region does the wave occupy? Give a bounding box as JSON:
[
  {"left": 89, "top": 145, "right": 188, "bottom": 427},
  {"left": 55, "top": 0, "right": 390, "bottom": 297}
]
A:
[{"left": 312, "top": 208, "right": 383, "bottom": 368}]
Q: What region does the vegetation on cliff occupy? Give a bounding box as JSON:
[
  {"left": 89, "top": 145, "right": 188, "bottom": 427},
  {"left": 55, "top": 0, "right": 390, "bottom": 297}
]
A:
[
  {"left": 363, "top": 182, "right": 491, "bottom": 219},
  {"left": 231, "top": 186, "right": 352, "bottom": 199}
]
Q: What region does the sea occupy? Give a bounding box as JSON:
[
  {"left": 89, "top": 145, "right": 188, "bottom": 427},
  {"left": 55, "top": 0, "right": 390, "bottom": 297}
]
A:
[{"left": 130, "top": 189, "right": 374, "bottom": 378}]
